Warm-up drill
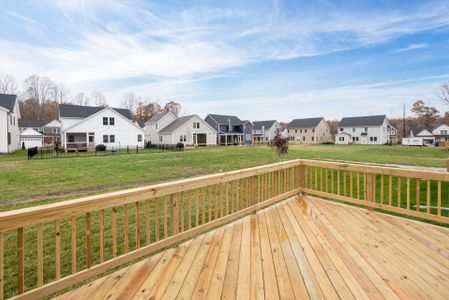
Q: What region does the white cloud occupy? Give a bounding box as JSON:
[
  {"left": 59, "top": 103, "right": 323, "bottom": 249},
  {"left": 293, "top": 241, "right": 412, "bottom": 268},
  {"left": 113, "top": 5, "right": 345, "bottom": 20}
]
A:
[{"left": 391, "top": 43, "right": 429, "bottom": 53}]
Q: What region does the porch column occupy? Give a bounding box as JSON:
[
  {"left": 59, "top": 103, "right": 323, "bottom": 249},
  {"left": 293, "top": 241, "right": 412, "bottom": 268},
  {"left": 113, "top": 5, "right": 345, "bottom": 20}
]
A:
[
  {"left": 86, "top": 133, "right": 88, "bottom": 147},
  {"left": 225, "top": 134, "right": 227, "bottom": 146}
]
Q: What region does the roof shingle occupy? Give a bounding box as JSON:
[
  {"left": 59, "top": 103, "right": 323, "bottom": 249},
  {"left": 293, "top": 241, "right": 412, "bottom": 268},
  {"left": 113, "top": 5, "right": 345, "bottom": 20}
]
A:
[
  {"left": 59, "top": 104, "right": 132, "bottom": 119},
  {"left": 288, "top": 117, "right": 324, "bottom": 128},
  {"left": 253, "top": 120, "right": 277, "bottom": 130},
  {"left": 207, "top": 114, "right": 243, "bottom": 125},
  {"left": 339, "top": 115, "right": 386, "bottom": 127},
  {"left": 0, "top": 94, "right": 17, "bottom": 112}
]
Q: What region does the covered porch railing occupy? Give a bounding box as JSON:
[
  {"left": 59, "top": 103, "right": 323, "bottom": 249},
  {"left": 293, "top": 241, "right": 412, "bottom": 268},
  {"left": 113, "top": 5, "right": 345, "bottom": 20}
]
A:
[{"left": 0, "top": 159, "right": 448, "bottom": 299}]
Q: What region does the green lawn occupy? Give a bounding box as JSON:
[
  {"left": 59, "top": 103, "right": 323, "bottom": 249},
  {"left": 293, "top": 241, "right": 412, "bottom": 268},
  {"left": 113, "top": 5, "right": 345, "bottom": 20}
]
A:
[{"left": 1, "top": 144, "right": 448, "bottom": 210}]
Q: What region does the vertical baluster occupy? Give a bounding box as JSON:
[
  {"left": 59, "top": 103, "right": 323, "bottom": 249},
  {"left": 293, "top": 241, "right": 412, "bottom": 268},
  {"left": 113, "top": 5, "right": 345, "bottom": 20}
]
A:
[
  {"left": 350, "top": 172, "right": 353, "bottom": 198},
  {"left": 86, "top": 213, "right": 91, "bottom": 268},
  {"left": 18, "top": 227, "right": 24, "bottom": 294},
  {"left": 325, "top": 169, "right": 329, "bottom": 193},
  {"left": 343, "top": 170, "right": 347, "bottom": 196},
  {"left": 215, "top": 184, "right": 219, "bottom": 219},
  {"left": 171, "top": 194, "right": 178, "bottom": 235},
  {"left": 112, "top": 209, "right": 117, "bottom": 258},
  {"left": 164, "top": 196, "right": 168, "bottom": 238},
  {"left": 196, "top": 189, "right": 200, "bottom": 227},
  {"left": 373, "top": 174, "right": 376, "bottom": 203},
  {"left": 135, "top": 202, "right": 140, "bottom": 249},
  {"left": 124, "top": 205, "right": 129, "bottom": 253},
  {"left": 406, "top": 178, "right": 411, "bottom": 210},
  {"left": 37, "top": 223, "right": 43, "bottom": 287},
  {"left": 230, "top": 181, "right": 234, "bottom": 213},
  {"left": 332, "top": 169, "right": 335, "bottom": 194},
  {"left": 416, "top": 179, "right": 421, "bottom": 212},
  {"left": 0, "top": 232, "right": 3, "bottom": 300},
  {"left": 145, "top": 200, "right": 150, "bottom": 245},
  {"left": 337, "top": 169, "right": 341, "bottom": 195},
  {"left": 179, "top": 192, "right": 184, "bottom": 232},
  {"left": 99, "top": 210, "right": 104, "bottom": 263},
  {"left": 389, "top": 175, "right": 393, "bottom": 206},
  {"left": 356, "top": 172, "right": 360, "bottom": 199},
  {"left": 188, "top": 191, "right": 192, "bottom": 230},
  {"left": 71, "top": 216, "right": 77, "bottom": 271},
  {"left": 320, "top": 168, "right": 323, "bottom": 191},
  {"left": 155, "top": 198, "right": 160, "bottom": 241},
  {"left": 426, "top": 180, "right": 431, "bottom": 215},
  {"left": 363, "top": 173, "right": 366, "bottom": 200},
  {"left": 314, "top": 167, "right": 318, "bottom": 190},
  {"left": 397, "top": 177, "right": 402, "bottom": 208},
  {"left": 437, "top": 180, "right": 441, "bottom": 217},
  {"left": 208, "top": 186, "right": 212, "bottom": 221},
  {"left": 247, "top": 177, "right": 250, "bottom": 207},
  {"left": 380, "top": 175, "right": 384, "bottom": 205},
  {"left": 54, "top": 220, "right": 61, "bottom": 280},
  {"left": 201, "top": 189, "right": 205, "bottom": 225},
  {"left": 305, "top": 167, "right": 308, "bottom": 190},
  {"left": 284, "top": 169, "right": 287, "bottom": 193}
]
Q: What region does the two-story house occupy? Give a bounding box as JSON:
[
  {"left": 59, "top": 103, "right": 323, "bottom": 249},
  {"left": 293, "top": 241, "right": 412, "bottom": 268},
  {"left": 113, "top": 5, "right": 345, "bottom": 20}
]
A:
[
  {"left": 287, "top": 117, "right": 331, "bottom": 144},
  {"left": 59, "top": 104, "right": 144, "bottom": 151},
  {"left": 143, "top": 112, "right": 216, "bottom": 146},
  {"left": 335, "top": 115, "right": 396, "bottom": 145},
  {"left": 0, "top": 94, "right": 21, "bottom": 153},
  {"left": 205, "top": 114, "right": 252, "bottom": 145},
  {"left": 252, "top": 120, "right": 280, "bottom": 143},
  {"left": 432, "top": 124, "right": 449, "bottom": 143},
  {"left": 19, "top": 119, "right": 61, "bottom": 146}
]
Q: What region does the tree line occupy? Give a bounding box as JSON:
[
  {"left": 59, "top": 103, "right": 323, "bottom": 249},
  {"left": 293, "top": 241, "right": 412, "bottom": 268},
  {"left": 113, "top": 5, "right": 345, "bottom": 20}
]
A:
[{"left": 0, "top": 74, "right": 181, "bottom": 121}]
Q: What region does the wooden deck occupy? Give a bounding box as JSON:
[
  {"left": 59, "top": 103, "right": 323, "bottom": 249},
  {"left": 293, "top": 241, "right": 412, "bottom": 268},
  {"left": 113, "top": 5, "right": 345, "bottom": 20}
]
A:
[{"left": 55, "top": 196, "right": 449, "bottom": 300}]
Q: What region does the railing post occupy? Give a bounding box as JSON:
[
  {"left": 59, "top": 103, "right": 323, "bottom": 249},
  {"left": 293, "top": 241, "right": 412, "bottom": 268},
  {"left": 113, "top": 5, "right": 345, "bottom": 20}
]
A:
[
  {"left": 298, "top": 162, "right": 307, "bottom": 196},
  {"left": 365, "top": 172, "right": 375, "bottom": 211}
]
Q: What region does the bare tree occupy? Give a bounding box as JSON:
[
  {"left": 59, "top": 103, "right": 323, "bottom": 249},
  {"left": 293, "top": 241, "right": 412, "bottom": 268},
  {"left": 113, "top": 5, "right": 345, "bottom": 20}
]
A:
[
  {"left": 73, "top": 92, "right": 91, "bottom": 106},
  {"left": 164, "top": 100, "right": 181, "bottom": 117},
  {"left": 438, "top": 81, "right": 449, "bottom": 106},
  {"left": 51, "top": 83, "right": 70, "bottom": 104},
  {"left": 135, "top": 100, "right": 162, "bottom": 121},
  {"left": 121, "top": 93, "right": 138, "bottom": 114},
  {"left": 91, "top": 91, "right": 108, "bottom": 107},
  {"left": 0, "top": 74, "right": 19, "bottom": 94},
  {"left": 22, "top": 75, "right": 56, "bottom": 119},
  {"left": 411, "top": 100, "right": 440, "bottom": 128}
]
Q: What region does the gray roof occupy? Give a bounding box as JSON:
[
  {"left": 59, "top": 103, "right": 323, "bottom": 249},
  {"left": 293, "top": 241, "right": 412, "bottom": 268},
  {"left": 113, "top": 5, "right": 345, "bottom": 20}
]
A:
[
  {"left": 18, "top": 119, "right": 49, "bottom": 128},
  {"left": 159, "top": 115, "right": 195, "bottom": 133},
  {"left": 207, "top": 114, "right": 243, "bottom": 125},
  {"left": 253, "top": 120, "right": 276, "bottom": 130},
  {"left": 339, "top": 115, "right": 386, "bottom": 127},
  {"left": 0, "top": 94, "right": 17, "bottom": 112},
  {"left": 147, "top": 111, "right": 170, "bottom": 123},
  {"left": 411, "top": 127, "right": 433, "bottom": 136},
  {"left": 59, "top": 104, "right": 132, "bottom": 119},
  {"left": 288, "top": 117, "right": 324, "bottom": 128}
]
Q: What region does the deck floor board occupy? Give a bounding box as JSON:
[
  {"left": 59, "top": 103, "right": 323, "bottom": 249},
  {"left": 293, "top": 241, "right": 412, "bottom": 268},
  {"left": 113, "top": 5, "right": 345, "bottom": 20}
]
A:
[{"left": 55, "top": 196, "right": 449, "bottom": 300}]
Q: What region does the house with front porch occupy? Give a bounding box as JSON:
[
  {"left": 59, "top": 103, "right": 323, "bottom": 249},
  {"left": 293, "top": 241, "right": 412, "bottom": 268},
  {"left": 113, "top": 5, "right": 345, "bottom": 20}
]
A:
[
  {"left": 59, "top": 104, "right": 144, "bottom": 151},
  {"left": 205, "top": 114, "right": 252, "bottom": 145},
  {"left": 0, "top": 94, "right": 21, "bottom": 153},
  {"left": 432, "top": 124, "right": 449, "bottom": 143},
  {"left": 252, "top": 120, "right": 280, "bottom": 143},
  {"left": 335, "top": 115, "right": 396, "bottom": 145},
  {"left": 144, "top": 112, "right": 217, "bottom": 146}
]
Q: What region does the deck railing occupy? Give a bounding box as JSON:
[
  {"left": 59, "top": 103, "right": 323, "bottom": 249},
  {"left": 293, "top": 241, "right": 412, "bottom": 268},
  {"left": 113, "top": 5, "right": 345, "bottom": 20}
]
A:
[
  {"left": 0, "top": 160, "right": 302, "bottom": 299},
  {"left": 1, "top": 159, "right": 448, "bottom": 299}
]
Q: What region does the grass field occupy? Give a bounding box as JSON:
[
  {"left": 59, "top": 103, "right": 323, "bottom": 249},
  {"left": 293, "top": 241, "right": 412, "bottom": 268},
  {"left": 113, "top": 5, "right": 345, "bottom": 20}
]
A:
[
  {"left": 1, "top": 144, "right": 448, "bottom": 210},
  {"left": 1, "top": 144, "right": 448, "bottom": 298}
]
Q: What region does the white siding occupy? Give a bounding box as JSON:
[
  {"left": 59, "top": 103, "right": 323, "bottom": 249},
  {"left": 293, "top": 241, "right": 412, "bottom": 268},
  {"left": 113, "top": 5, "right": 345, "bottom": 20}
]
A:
[
  {"left": 0, "top": 101, "right": 21, "bottom": 153},
  {"left": 170, "top": 115, "right": 217, "bottom": 146},
  {"left": 62, "top": 108, "right": 144, "bottom": 149},
  {"left": 21, "top": 137, "right": 43, "bottom": 148},
  {"left": 337, "top": 120, "right": 388, "bottom": 145},
  {"left": 143, "top": 113, "right": 176, "bottom": 144}
]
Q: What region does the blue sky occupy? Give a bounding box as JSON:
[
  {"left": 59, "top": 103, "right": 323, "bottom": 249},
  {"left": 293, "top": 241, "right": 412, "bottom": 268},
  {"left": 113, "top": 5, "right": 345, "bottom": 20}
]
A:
[{"left": 1, "top": 0, "right": 449, "bottom": 121}]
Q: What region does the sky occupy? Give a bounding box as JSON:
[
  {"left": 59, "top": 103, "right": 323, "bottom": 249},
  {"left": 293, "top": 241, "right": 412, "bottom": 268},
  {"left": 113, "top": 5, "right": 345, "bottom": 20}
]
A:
[{"left": 1, "top": 0, "right": 449, "bottom": 121}]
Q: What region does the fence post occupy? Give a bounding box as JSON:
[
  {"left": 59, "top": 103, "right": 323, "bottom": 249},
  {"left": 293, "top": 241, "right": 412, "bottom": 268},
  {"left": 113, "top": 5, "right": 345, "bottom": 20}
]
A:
[
  {"left": 127, "top": 146, "right": 129, "bottom": 154},
  {"left": 136, "top": 145, "right": 138, "bottom": 154},
  {"left": 447, "top": 158, "right": 449, "bottom": 172},
  {"left": 365, "top": 172, "right": 375, "bottom": 211}
]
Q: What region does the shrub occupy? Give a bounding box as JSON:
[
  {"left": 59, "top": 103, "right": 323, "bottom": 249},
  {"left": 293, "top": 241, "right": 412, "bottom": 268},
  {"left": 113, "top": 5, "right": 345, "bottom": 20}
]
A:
[
  {"left": 270, "top": 133, "right": 289, "bottom": 159},
  {"left": 96, "top": 144, "right": 107, "bottom": 151},
  {"left": 176, "top": 142, "right": 184, "bottom": 149}
]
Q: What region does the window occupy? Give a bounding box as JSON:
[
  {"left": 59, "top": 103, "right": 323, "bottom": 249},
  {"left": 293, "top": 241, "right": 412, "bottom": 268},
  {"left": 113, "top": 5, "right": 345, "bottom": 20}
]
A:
[
  {"left": 312, "top": 129, "right": 315, "bottom": 133},
  {"left": 365, "top": 127, "right": 368, "bottom": 132},
  {"left": 159, "top": 136, "right": 163, "bottom": 142},
  {"left": 68, "top": 135, "right": 74, "bottom": 143},
  {"left": 442, "top": 130, "right": 448, "bottom": 135},
  {"left": 103, "top": 135, "right": 108, "bottom": 143},
  {"left": 302, "top": 136, "right": 305, "bottom": 141},
  {"left": 295, "top": 129, "right": 297, "bottom": 133},
  {"left": 340, "top": 128, "right": 343, "bottom": 132},
  {"left": 339, "top": 136, "right": 344, "bottom": 142},
  {"left": 179, "top": 135, "right": 186, "bottom": 142},
  {"left": 374, "top": 137, "right": 378, "bottom": 142},
  {"left": 109, "top": 135, "right": 115, "bottom": 143},
  {"left": 300, "top": 129, "right": 302, "bottom": 133},
  {"left": 7, "top": 132, "right": 11, "bottom": 145},
  {"left": 103, "top": 117, "right": 108, "bottom": 125},
  {"left": 311, "top": 136, "right": 314, "bottom": 141},
  {"left": 109, "top": 117, "right": 115, "bottom": 125},
  {"left": 352, "top": 128, "right": 355, "bottom": 132},
  {"left": 305, "top": 129, "right": 307, "bottom": 133},
  {"left": 193, "top": 122, "right": 200, "bottom": 129},
  {"left": 138, "top": 134, "right": 142, "bottom": 142}
]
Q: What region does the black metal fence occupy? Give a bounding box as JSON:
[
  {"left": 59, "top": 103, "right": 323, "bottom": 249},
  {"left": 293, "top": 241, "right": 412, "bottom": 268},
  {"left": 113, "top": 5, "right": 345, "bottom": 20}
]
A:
[{"left": 28, "top": 144, "right": 184, "bottom": 160}]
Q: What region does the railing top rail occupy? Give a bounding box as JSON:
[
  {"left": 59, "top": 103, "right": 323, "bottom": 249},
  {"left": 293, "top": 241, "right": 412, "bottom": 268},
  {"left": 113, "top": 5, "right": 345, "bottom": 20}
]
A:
[
  {"left": 0, "top": 159, "right": 301, "bottom": 232},
  {"left": 300, "top": 159, "right": 449, "bottom": 181}
]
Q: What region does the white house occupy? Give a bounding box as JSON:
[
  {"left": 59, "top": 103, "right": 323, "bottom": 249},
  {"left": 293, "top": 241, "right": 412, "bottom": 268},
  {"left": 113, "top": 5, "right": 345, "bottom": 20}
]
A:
[
  {"left": 335, "top": 115, "right": 396, "bottom": 145},
  {"left": 409, "top": 128, "right": 434, "bottom": 144},
  {"left": 432, "top": 124, "right": 449, "bottom": 143},
  {"left": 20, "top": 128, "right": 44, "bottom": 149},
  {"left": 252, "top": 120, "right": 280, "bottom": 143},
  {"left": 144, "top": 112, "right": 217, "bottom": 146},
  {"left": 59, "top": 104, "right": 144, "bottom": 151},
  {"left": 0, "top": 94, "right": 21, "bottom": 153}
]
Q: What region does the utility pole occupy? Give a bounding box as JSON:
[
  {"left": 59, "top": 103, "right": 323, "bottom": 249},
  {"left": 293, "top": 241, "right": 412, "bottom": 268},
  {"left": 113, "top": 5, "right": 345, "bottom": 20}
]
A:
[{"left": 402, "top": 103, "right": 406, "bottom": 138}]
